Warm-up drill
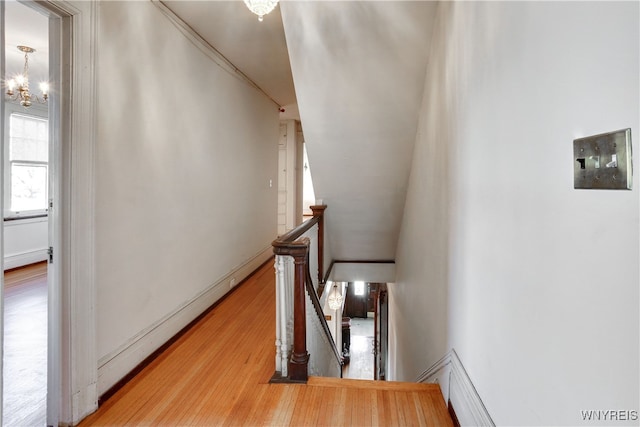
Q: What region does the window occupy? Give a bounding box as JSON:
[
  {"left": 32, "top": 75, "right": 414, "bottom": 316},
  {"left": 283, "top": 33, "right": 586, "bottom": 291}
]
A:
[
  {"left": 6, "top": 112, "right": 49, "bottom": 215},
  {"left": 354, "top": 281, "right": 365, "bottom": 296}
]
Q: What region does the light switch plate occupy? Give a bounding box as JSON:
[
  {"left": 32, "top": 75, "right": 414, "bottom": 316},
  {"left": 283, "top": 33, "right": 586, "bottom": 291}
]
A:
[{"left": 573, "top": 128, "right": 632, "bottom": 190}]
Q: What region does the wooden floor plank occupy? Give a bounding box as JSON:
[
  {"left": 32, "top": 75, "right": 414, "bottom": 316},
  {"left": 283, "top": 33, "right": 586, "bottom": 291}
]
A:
[
  {"left": 330, "top": 386, "right": 348, "bottom": 426},
  {"left": 3, "top": 262, "right": 48, "bottom": 427},
  {"left": 370, "top": 388, "right": 380, "bottom": 427},
  {"left": 4, "top": 261, "right": 47, "bottom": 289},
  {"left": 314, "top": 382, "right": 337, "bottom": 426},
  {"left": 80, "top": 260, "right": 452, "bottom": 426},
  {"left": 308, "top": 375, "right": 442, "bottom": 392}
]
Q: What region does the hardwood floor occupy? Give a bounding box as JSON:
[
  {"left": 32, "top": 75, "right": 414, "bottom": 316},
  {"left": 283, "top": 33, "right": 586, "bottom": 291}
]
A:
[
  {"left": 343, "top": 318, "right": 375, "bottom": 380},
  {"left": 3, "top": 261, "right": 48, "bottom": 427},
  {"left": 81, "top": 261, "right": 452, "bottom": 426}
]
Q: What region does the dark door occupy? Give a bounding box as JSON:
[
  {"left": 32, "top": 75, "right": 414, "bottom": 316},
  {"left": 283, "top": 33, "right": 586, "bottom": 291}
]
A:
[{"left": 344, "top": 282, "right": 368, "bottom": 318}]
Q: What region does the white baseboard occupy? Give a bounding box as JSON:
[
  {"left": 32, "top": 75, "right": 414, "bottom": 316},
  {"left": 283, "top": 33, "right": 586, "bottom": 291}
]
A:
[
  {"left": 417, "top": 349, "right": 494, "bottom": 426},
  {"left": 97, "top": 246, "right": 273, "bottom": 396},
  {"left": 4, "top": 249, "right": 48, "bottom": 270},
  {"left": 416, "top": 351, "right": 452, "bottom": 400}
]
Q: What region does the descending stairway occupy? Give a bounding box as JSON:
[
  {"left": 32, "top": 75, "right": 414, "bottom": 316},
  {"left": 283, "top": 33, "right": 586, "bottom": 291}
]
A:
[{"left": 80, "top": 261, "right": 452, "bottom": 426}]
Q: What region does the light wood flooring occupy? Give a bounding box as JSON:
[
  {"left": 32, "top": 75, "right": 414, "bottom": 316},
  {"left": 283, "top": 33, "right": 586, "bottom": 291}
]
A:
[
  {"left": 80, "top": 260, "right": 452, "bottom": 426},
  {"left": 3, "top": 261, "right": 48, "bottom": 427}
]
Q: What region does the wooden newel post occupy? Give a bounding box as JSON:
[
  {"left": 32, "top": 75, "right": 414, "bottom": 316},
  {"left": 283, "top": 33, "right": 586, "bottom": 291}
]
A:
[
  {"left": 272, "top": 206, "right": 328, "bottom": 383},
  {"left": 289, "top": 241, "right": 310, "bottom": 381},
  {"left": 310, "top": 205, "right": 327, "bottom": 284}
]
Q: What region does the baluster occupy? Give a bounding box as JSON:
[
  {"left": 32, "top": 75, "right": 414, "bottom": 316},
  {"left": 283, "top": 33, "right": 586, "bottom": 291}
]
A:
[
  {"left": 284, "top": 256, "right": 293, "bottom": 373},
  {"left": 274, "top": 257, "right": 282, "bottom": 374}
]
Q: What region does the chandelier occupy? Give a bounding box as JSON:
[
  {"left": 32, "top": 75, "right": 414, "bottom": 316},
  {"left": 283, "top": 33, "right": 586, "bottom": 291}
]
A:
[
  {"left": 243, "top": 0, "right": 279, "bottom": 22},
  {"left": 5, "top": 46, "right": 49, "bottom": 108},
  {"left": 327, "top": 283, "right": 344, "bottom": 311}
]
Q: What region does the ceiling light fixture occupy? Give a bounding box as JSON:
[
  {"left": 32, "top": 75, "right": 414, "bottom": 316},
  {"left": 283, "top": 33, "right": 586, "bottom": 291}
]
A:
[
  {"left": 243, "top": 0, "right": 279, "bottom": 22},
  {"left": 5, "top": 46, "right": 48, "bottom": 108},
  {"left": 327, "top": 283, "right": 344, "bottom": 311}
]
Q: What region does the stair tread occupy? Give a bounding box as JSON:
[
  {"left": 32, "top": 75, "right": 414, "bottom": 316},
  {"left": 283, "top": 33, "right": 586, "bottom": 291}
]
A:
[{"left": 309, "top": 376, "right": 442, "bottom": 392}]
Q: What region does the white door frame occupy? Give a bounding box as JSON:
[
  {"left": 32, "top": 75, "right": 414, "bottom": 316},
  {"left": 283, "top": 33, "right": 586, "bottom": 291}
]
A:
[
  {"left": 0, "top": 2, "right": 6, "bottom": 425},
  {"left": 0, "top": 0, "right": 98, "bottom": 425},
  {"left": 48, "top": 1, "right": 98, "bottom": 423},
  {"left": 20, "top": 1, "right": 98, "bottom": 424}
]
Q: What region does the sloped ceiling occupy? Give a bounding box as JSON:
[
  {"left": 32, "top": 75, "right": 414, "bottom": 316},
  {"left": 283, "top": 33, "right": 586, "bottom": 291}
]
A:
[
  {"left": 160, "top": 0, "right": 437, "bottom": 261},
  {"left": 161, "top": 0, "right": 296, "bottom": 108},
  {"left": 281, "top": 1, "right": 437, "bottom": 260}
]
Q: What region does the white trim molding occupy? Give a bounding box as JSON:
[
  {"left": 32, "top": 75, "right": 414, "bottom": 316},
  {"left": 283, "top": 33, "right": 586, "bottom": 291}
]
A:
[
  {"left": 417, "top": 349, "right": 495, "bottom": 426},
  {"left": 0, "top": 3, "right": 6, "bottom": 426},
  {"left": 4, "top": 249, "right": 48, "bottom": 270},
  {"left": 35, "top": 0, "right": 99, "bottom": 424},
  {"left": 97, "top": 246, "right": 273, "bottom": 396}
]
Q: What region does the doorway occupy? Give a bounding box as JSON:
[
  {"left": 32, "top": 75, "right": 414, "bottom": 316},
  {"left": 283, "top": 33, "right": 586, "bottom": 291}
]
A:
[
  {"left": 277, "top": 120, "right": 315, "bottom": 235},
  {"left": 2, "top": 1, "right": 97, "bottom": 424},
  {"left": 2, "top": 1, "right": 56, "bottom": 425},
  {"left": 342, "top": 282, "right": 388, "bottom": 380}
]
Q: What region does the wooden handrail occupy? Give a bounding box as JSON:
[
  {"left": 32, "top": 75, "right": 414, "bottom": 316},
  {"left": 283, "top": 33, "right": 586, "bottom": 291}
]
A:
[
  {"left": 272, "top": 216, "right": 320, "bottom": 254},
  {"left": 310, "top": 205, "right": 326, "bottom": 283},
  {"left": 305, "top": 260, "right": 343, "bottom": 367},
  {"left": 272, "top": 205, "right": 329, "bottom": 382},
  {"left": 272, "top": 205, "right": 325, "bottom": 279}
]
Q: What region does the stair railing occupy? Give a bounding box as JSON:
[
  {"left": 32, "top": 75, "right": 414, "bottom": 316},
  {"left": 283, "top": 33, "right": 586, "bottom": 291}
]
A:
[
  {"left": 304, "top": 259, "right": 343, "bottom": 378},
  {"left": 272, "top": 205, "right": 342, "bottom": 382}
]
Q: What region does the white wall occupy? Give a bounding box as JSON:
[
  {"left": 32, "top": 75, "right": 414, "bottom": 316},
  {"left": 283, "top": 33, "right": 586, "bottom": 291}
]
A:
[
  {"left": 392, "top": 2, "right": 639, "bottom": 425},
  {"left": 4, "top": 217, "right": 48, "bottom": 269},
  {"left": 94, "top": 2, "right": 279, "bottom": 394}
]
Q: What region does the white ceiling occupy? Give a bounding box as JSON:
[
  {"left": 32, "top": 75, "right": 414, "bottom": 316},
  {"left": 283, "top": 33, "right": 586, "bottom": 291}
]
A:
[
  {"left": 162, "top": 0, "right": 296, "bottom": 109},
  {"left": 329, "top": 262, "right": 397, "bottom": 284},
  {"left": 4, "top": 1, "right": 49, "bottom": 96}
]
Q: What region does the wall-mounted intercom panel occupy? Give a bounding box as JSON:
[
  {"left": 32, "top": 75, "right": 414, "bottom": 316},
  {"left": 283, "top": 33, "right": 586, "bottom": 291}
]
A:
[{"left": 573, "top": 128, "right": 632, "bottom": 190}]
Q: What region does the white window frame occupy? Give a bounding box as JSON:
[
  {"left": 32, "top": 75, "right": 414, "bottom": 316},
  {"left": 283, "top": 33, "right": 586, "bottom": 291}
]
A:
[{"left": 3, "top": 102, "right": 49, "bottom": 218}]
